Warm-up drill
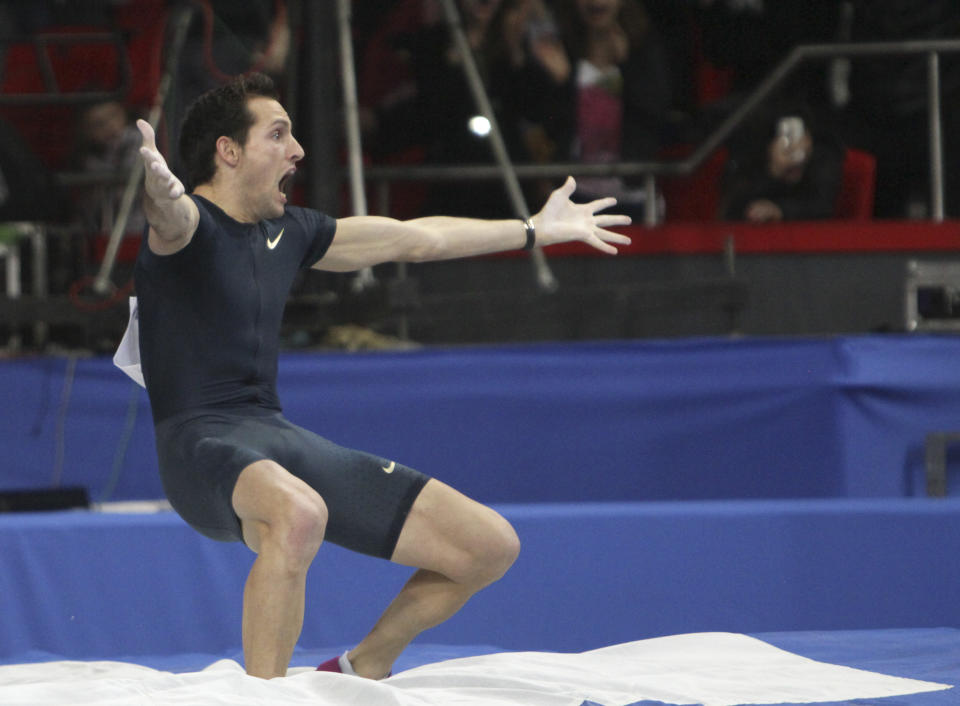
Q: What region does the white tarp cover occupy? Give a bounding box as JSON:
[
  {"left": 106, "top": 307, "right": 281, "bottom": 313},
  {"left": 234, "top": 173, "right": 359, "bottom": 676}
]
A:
[
  {"left": 112, "top": 296, "right": 145, "bottom": 387},
  {"left": 0, "top": 633, "right": 950, "bottom": 706}
]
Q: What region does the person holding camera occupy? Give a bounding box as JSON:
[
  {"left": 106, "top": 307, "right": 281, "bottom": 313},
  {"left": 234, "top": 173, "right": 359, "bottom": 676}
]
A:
[{"left": 720, "top": 104, "right": 844, "bottom": 223}]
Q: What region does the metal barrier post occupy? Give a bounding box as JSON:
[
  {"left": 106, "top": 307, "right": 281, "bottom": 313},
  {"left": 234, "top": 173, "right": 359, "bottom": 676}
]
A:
[
  {"left": 92, "top": 5, "right": 194, "bottom": 294},
  {"left": 336, "top": 0, "right": 377, "bottom": 292},
  {"left": 438, "top": 0, "right": 557, "bottom": 292},
  {"left": 928, "top": 51, "right": 945, "bottom": 222},
  {"left": 644, "top": 174, "right": 658, "bottom": 227}
]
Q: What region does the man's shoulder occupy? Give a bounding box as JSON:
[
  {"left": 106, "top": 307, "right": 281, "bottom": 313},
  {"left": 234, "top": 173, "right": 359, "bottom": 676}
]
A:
[
  {"left": 280, "top": 203, "right": 327, "bottom": 219},
  {"left": 187, "top": 193, "right": 230, "bottom": 235},
  {"left": 275, "top": 205, "right": 337, "bottom": 267},
  {"left": 278, "top": 204, "right": 336, "bottom": 233}
]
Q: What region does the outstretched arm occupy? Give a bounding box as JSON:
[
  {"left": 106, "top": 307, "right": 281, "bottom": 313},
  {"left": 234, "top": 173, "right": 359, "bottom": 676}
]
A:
[
  {"left": 137, "top": 119, "right": 199, "bottom": 255},
  {"left": 316, "top": 177, "right": 631, "bottom": 272}
]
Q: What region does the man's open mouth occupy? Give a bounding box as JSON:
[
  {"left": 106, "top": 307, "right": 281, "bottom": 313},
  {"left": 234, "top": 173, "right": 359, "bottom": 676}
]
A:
[{"left": 279, "top": 169, "right": 296, "bottom": 197}]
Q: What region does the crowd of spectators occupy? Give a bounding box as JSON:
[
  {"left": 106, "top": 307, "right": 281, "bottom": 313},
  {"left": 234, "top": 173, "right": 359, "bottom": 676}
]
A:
[
  {"left": 355, "top": 0, "right": 960, "bottom": 223},
  {"left": 2, "top": 0, "right": 960, "bottom": 234},
  {"left": 0, "top": 0, "right": 958, "bottom": 352}
]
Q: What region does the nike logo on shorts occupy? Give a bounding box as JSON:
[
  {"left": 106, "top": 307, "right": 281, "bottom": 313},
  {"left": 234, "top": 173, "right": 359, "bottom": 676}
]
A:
[{"left": 382, "top": 461, "right": 396, "bottom": 474}]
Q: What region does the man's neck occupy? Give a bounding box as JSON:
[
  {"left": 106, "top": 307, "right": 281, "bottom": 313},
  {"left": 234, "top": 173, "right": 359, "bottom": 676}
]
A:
[{"left": 193, "top": 183, "right": 257, "bottom": 223}]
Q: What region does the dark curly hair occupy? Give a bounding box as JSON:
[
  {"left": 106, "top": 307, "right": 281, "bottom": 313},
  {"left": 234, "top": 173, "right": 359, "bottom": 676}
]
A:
[{"left": 178, "top": 72, "right": 279, "bottom": 190}]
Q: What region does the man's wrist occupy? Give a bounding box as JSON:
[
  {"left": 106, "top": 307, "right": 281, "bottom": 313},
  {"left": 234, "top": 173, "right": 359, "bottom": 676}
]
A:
[{"left": 522, "top": 217, "right": 536, "bottom": 250}]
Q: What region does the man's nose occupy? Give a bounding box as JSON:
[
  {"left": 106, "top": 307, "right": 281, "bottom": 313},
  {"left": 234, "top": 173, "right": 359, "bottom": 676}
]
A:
[{"left": 290, "top": 136, "right": 305, "bottom": 162}]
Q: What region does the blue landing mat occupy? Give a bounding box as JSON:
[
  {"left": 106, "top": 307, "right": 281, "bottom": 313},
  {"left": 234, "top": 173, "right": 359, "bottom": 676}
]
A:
[{"left": 757, "top": 628, "right": 960, "bottom": 705}]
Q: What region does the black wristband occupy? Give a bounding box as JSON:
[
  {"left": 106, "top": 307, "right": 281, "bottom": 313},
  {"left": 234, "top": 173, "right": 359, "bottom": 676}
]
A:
[{"left": 522, "top": 217, "right": 536, "bottom": 250}]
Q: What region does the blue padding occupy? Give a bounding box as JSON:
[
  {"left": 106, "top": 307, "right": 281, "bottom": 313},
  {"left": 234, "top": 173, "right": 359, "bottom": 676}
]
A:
[
  {"left": 5, "top": 335, "right": 960, "bottom": 503},
  {"left": 454, "top": 499, "right": 960, "bottom": 651},
  {"left": 756, "top": 628, "right": 960, "bottom": 705},
  {"left": 0, "top": 356, "right": 162, "bottom": 501},
  {"left": 3, "top": 499, "right": 960, "bottom": 661},
  {"left": 275, "top": 339, "right": 848, "bottom": 502}
]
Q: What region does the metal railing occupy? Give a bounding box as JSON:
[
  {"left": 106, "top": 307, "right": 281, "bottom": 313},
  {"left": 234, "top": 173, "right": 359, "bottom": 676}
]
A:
[
  {"left": 362, "top": 38, "right": 960, "bottom": 227},
  {"left": 8, "top": 27, "right": 960, "bottom": 321},
  {"left": 0, "top": 31, "right": 131, "bottom": 106}
]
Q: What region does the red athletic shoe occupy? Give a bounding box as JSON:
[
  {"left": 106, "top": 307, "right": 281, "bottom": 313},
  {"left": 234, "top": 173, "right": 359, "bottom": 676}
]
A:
[
  {"left": 316, "top": 656, "right": 342, "bottom": 673},
  {"left": 315, "top": 654, "right": 391, "bottom": 679}
]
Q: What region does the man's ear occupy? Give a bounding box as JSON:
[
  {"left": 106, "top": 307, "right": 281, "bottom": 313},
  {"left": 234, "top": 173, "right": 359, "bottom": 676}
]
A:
[{"left": 215, "top": 136, "right": 241, "bottom": 168}]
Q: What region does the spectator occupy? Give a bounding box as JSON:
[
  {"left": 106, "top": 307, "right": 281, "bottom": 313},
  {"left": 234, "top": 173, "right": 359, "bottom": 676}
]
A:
[
  {"left": 844, "top": 0, "right": 960, "bottom": 218},
  {"left": 482, "top": 0, "right": 574, "bottom": 206},
  {"left": 355, "top": 0, "right": 432, "bottom": 157},
  {"left": 553, "top": 0, "right": 674, "bottom": 221},
  {"left": 719, "top": 102, "right": 844, "bottom": 222},
  {"left": 73, "top": 99, "right": 145, "bottom": 236},
  {"left": 359, "top": 0, "right": 501, "bottom": 217},
  {"left": 361, "top": 0, "right": 571, "bottom": 218}
]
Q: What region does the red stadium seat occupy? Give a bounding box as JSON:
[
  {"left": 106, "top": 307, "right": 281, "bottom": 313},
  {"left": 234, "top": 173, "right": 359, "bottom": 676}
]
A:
[
  {"left": 0, "top": 27, "right": 128, "bottom": 169},
  {"left": 659, "top": 146, "right": 728, "bottom": 222},
  {"left": 834, "top": 148, "right": 877, "bottom": 220}
]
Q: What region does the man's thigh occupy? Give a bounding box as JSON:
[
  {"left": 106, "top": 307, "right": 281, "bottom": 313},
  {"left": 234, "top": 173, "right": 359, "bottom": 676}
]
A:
[{"left": 390, "top": 479, "right": 518, "bottom": 578}]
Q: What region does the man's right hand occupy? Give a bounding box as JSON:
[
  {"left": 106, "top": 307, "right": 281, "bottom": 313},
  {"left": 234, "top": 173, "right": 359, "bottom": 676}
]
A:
[
  {"left": 137, "top": 119, "right": 198, "bottom": 253},
  {"left": 137, "top": 119, "right": 185, "bottom": 201}
]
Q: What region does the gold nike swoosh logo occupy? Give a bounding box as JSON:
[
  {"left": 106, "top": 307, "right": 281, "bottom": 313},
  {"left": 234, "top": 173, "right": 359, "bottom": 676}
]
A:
[
  {"left": 266, "top": 228, "right": 284, "bottom": 250},
  {"left": 382, "top": 461, "right": 396, "bottom": 474}
]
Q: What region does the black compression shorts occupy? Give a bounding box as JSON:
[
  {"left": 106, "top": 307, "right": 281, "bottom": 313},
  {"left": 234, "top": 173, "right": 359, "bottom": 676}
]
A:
[{"left": 153, "top": 408, "right": 430, "bottom": 558}]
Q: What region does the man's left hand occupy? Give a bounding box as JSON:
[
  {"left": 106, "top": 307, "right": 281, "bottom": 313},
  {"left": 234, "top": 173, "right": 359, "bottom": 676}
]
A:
[{"left": 533, "top": 176, "right": 632, "bottom": 254}]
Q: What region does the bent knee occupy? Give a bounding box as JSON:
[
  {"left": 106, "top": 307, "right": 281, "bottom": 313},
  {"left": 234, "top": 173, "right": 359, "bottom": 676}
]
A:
[
  {"left": 459, "top": 515, "right": 521, "bottom": 587},
  {"left": 488, "top": 518, "right": 521, "bottom": 579},
  {"left": 279, "top": 492, "right": 328, "bottom": 560},
  {"left": 245, "top": 489, "right": 328, "bottom": 569}
]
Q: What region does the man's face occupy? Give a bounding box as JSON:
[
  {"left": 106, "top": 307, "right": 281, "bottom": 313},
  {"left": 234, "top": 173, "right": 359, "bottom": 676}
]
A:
[
  {"left": 234, "top": 96, "right": 303, "bottom": 220},
  {"left": 82, "top": 101, "right": 128, "bottom": 150}
]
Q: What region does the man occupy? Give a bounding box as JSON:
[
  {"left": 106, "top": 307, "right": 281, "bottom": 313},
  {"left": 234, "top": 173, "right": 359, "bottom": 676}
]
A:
[{"left": 134, "top": 72, "right": 630, "bottom": 681}]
